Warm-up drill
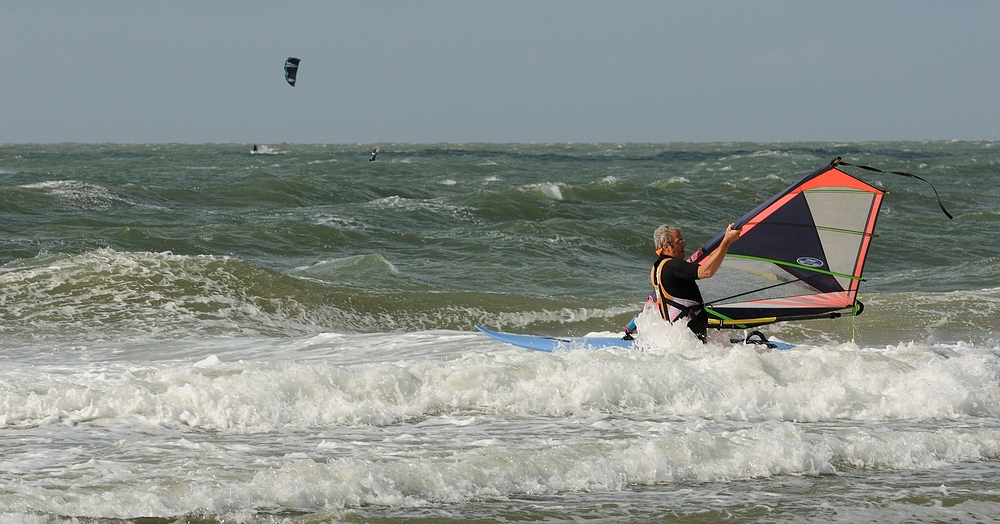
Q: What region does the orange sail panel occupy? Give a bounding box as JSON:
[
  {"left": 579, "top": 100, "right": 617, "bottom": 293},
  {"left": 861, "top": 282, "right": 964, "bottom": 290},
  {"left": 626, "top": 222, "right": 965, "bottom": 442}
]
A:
[{"left": 688, "top": 161, "right": 884, "bottom": 328}]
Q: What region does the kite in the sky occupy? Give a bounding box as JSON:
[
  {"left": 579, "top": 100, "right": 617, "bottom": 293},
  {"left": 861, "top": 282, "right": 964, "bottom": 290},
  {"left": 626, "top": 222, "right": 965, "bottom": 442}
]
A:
[{"left": 284, "top": 58, "right": 300, "bottom": 86}]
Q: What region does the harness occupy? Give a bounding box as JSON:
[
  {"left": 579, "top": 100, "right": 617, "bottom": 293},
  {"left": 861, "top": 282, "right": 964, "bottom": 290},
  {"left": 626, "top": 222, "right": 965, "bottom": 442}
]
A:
[{"left": 650, "top": 256, "right": 703, "bottom": 323}]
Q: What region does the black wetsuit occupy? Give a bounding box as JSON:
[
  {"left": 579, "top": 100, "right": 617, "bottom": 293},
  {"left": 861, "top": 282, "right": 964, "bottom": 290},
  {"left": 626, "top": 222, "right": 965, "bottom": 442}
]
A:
[{"left": 651, "top": 256, "right": 708, "bottom": 341}]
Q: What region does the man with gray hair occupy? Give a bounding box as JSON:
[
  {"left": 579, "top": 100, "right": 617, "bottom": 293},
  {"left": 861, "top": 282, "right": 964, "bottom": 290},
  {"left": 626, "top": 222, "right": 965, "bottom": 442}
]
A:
[{"left": 649, "top": 223, "right": 740, "bottom": 342}]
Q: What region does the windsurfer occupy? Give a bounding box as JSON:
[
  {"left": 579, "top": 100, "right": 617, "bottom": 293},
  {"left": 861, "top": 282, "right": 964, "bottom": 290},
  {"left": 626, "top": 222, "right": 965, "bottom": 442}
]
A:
[{"left": 650, "top": 223, "right": 740, "bottom": 342}]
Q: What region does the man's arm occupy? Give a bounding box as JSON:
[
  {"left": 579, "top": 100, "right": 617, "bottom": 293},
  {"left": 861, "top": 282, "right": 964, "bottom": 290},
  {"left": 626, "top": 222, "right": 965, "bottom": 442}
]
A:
[{"left": 697, "top": 223, "right": 741, "bottom": 279}]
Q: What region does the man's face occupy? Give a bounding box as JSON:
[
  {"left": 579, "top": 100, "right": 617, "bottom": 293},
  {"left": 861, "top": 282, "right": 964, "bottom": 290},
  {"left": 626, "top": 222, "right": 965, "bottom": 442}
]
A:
[{"left": 665, "top": 230, "right": 687, "bottom": 259}]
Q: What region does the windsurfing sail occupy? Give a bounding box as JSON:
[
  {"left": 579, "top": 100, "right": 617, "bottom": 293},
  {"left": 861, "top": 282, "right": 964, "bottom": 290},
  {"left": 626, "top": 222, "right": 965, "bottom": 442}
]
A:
[
  {"left": 284, "top": 57, "right": 300, "bottom": 86},
  {"left": 688, "top": 158, "right": 884, "bottom": 329}
]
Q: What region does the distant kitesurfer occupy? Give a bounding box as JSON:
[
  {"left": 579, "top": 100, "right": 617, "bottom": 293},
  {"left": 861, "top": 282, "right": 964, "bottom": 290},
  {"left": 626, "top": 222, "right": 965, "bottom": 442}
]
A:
[
  {"left": 370, "top": 147, "right": 378, "bottom": 161},
  {"left": 252, "top": 144, "right": 258, "bottom": 153},
  {"left": 648, "top": 223, "right": 740, "bottom": 342}
]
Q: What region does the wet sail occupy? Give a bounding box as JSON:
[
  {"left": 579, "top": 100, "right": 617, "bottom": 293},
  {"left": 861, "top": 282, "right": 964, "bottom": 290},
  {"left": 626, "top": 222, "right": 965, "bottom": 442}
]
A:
[
  {"left": 689, "top": 158, "right": 884, "bottom": 328},
  {"left": 284, "top": 57, "right": 300, "bottom": 86}
]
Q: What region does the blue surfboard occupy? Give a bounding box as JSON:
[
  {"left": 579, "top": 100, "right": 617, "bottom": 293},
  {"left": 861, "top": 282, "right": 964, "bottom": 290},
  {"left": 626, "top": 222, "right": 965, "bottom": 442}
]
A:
[
  {"left": 475, "top": 325, "right": 794, "bottom": 352},
  {"left": 475, "top": 325, "right": 634, "bottom": 352}
]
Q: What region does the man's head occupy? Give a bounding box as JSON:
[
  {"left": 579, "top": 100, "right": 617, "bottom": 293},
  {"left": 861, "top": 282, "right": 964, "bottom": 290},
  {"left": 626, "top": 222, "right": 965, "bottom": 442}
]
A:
[{"left": 654, "top": 225, "right": 687, "bottom": 258}]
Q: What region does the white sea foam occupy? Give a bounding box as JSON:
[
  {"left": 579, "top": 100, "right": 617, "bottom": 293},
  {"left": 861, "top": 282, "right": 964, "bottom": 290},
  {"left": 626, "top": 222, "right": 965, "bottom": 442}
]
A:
[
  {"left": 291, "top": 254, "right": 400, "bottom": 282},
  {"left": 1, "top": 325, "right": 999, "bottom": 518},
  {"left": 20, "top": 180, "right": 147, "bottom": 209},
  {"left": 366, "top": 195, "right": 472, "bottom": 219},
  {"left": 4, "top": 328, "right": 998, "bottom": 430},
  {"left": 651, "top": 176, "right": 690, "bottom": 189},
  {"left": 526, "top": 182, "right": 563, "bottom": 200},
  {"left": 251, "top": 145, "right": 282, "bottom": 155}
]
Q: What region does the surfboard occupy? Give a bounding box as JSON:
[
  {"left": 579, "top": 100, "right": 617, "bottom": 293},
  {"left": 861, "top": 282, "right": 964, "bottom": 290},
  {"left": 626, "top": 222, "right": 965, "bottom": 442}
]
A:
[
  {"left": 475, "top": 325, "right": 794, "bottom": 352},
  {"left": 475, "top": 325, "right": 634, "bottom": 352}
]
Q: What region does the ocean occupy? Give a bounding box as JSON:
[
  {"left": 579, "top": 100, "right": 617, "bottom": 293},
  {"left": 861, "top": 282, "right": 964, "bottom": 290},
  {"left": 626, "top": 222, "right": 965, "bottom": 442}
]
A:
[{"left": 0, "top": 142, "right": 998, "bottom": 522}]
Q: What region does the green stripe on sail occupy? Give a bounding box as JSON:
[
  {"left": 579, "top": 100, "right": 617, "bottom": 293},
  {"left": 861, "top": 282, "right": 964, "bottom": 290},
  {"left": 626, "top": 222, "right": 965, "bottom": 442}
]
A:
[
  {"left": 705, "top": 307, "right": 732, "bottom": 320},
  {"left": 727, "top": 254, "right": 865, "bottom": 281}
]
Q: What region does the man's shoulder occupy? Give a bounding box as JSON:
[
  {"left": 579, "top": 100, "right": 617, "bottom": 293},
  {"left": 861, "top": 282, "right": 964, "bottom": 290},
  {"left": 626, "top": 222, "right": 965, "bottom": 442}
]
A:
[
  {"left": 664, "top": 257, "right": 695, "bottom": 268},
  {"left": 662, "top": 257, "right": 699, "bottom": 279}
]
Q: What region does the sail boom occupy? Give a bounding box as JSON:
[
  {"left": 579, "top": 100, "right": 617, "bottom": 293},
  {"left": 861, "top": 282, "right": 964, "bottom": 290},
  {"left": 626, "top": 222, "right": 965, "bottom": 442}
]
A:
[{"left": 706, "top": 310, "right": 848, "bottom": 329}]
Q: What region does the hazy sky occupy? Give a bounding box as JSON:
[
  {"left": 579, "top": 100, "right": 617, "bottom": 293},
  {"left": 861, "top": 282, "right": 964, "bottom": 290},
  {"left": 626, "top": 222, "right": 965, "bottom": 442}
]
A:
[{"left": 3, "top": 1, "right": 998, "bottom": 144}]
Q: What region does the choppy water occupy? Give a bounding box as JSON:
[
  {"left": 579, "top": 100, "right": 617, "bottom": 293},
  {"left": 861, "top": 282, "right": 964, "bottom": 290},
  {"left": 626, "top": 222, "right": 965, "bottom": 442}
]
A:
[{"left": 1, "top": 142, "right": 999, "bottom": 522}]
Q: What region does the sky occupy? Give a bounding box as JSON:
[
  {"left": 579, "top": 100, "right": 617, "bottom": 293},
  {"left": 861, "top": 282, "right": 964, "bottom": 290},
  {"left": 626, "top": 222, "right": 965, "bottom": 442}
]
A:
[{"left": 2, "top": 1, "right": 999, "bottom": 144}]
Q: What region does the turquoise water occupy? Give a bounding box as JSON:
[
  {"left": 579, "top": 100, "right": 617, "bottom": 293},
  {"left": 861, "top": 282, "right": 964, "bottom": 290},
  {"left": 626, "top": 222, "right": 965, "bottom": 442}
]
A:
[{"left": 1, "top": 142, "right": 999, "bottom": 522}]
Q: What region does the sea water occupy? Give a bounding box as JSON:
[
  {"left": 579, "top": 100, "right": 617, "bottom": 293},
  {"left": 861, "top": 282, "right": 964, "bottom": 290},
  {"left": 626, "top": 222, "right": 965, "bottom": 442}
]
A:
[{"left": 0, "top": 142, "right": 998, "bottom": 522}]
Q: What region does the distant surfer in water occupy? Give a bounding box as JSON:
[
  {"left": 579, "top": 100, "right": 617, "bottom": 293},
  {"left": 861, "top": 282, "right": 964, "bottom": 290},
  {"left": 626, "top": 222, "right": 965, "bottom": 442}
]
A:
[
  {"left": 370, "top": 147, "right": 378, "bottom": 161},
  {"left": 252, "top": 144, "right": 258, "bottom": 153},
  {"left": 649, "top": 223, "right": 740, "bottom": 342}
]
